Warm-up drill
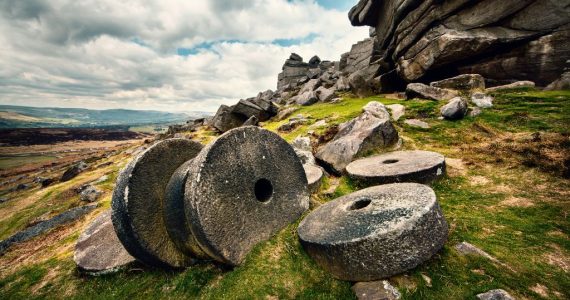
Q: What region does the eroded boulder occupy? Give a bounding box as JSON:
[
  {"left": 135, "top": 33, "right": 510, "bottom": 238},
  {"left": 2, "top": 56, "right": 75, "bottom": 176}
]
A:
[
  {"left": 406, "top": 83, "right": 458, "bottom": 101},
  {"left": 441, "top": 97, "right": 468, "bottom": 120}
]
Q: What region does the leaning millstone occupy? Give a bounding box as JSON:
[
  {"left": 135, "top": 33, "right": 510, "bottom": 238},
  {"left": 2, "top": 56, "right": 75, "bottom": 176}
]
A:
[
  {"left": 298, "top": 183, "right": 448, "bottom": 281},
  {"left": 74, "top": 210, "right": 135, "bottom": 275},
  {"left": 111, "top": 139, "right": 203, "bottom": 268},
  {"left": 476, "top": 289, "right": 515, "bottom": 300},
  {"left": 304, "top": 165, "right": 324, "bottom": 194},
  {"left": 346, "top": 151, "right": 445, "bottom": 186},
  {"left": 185, "top": 127, "right": 309, "bottom": 266}
]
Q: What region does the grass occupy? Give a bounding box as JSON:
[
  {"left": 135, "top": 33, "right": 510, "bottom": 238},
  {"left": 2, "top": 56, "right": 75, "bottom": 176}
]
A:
[
  {"left": 0, "top": 155, "right": 56, "bottom": 170},
  {"left": 0, "top": 90, "right": 569, "bottom": 299}
]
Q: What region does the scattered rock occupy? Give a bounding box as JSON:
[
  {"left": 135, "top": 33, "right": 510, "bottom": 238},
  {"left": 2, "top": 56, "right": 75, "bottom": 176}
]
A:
[
  {"left": 80, "top": 185, "right": 103, "bottom": 202},
  {"left": 471, "top": 93, "right": 494, "bottom": 108},
  {"left": 0, "top": 204, "right": 98, "bottom": 255},
  {"left": 276, "top": 107, "right": 298, "bottom": 121},
  {"left": 242, "top": 116, "right": 259, "bottom": 126},
  {"left": 309, "top": 120, "right": 327, "bottom": 129},
  {"left": 16, "top": 183, "right": 31, "bottom": 191},
  {"left": 112, "top": 139, "right": 203, "bottom": 268},
  {"left": 363, "top": 101, "right": 391, "bottom": 119},
  {"left": 93, "top": 175, "right": 109, "bottom": 184},
  {"left": 406, "top": 83, "right": 458, "bottom": 101},
  {"left": 316, "top": 102, "right": 399, "bottom": 174},
  {"left": 298, "top": 183, "right": 448, "bottom": 281},
  {"left": 60, "top": 161, "right": 88, "bottom": 182},
  {"left": 441, "top": 97, "right": 468, "bottom": 120},
  {"left": 346, "top": 150, "right": 445, "bottom": 186},
  {"left": 292, "top": 136, "right": 312, "bottom": 152},
  {"left": 183, "top": 127, "right": 309, "bottom": 266},
  {"left": 304, "top": 165, "right": 324, "bottom": 194},
  {"left": 486, "top": 81, "right": 535, "bottom": 93},
  {"left": 352, "top": 281, "right": 401, "bottom": 300},
  {"left": 74, "top": 210, "right": 136, "bottom": 275},
  {"left": 455, "top": 242, "right": 514, "bottom": 271},
  {"left": 293, "top": 91, "right": 318, "bottom": 106},
  {"left": 469, "top": 107, "right": 483, "bottom": 117},
  {"left": 299, "top": 79, "right": 321, "bottom": 95},
  {"left": 315, "top": 86, "right": 336, "bottom": 102},
  {"left": 278, "top": 116, "right": 308, "bottom": 132},
  {"left": 386, "top": 104, "right": 405, "bottom": 121},
  {"left": 0, "top": 197, "right": 9, "bottom": 204},
  {"left": 431, "top": 74, "right": 485, "bottom": 91},
  {"left": 404, "top": 119, "right": 430, "bottom": 129},
  {"left": 210, "top": 105, "right": 245, "bottom": 133},
  {"left": 476, "top": 289, "right": 515, "bottom": 300},
  {"left": 530, "top": 283, "right": 549, "bottom": 298},
  {"left": 545, "top": 71, "right": 570, "bottom": 91},
  {"left": 335, "top": 76, "right": 351, "bottom": 91}
]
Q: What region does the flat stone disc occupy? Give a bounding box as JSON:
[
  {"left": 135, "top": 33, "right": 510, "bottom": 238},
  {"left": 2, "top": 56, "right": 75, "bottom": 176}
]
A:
[
  {"left": 185, "top": 126, "right": 309, "bottom": 266},
  {"left": 112, "top": 139, "right": 203, "bottom": 268},
  {"left": 298, "top": 183, "right": 448, "bottom": 281},
  {"left": 346, "top": 150, "right": 445, "bottom": 186},
  {"left": 74, "top": 210, "right": 135, "bottom": 275},
  {"left": 304, "top": 165, "right": 324, "bottom": 194}
]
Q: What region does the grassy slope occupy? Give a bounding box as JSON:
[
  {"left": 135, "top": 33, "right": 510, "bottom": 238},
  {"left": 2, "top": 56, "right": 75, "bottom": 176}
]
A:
[{"left": 0, "top": 90, "right": 568, "bottom": 299}]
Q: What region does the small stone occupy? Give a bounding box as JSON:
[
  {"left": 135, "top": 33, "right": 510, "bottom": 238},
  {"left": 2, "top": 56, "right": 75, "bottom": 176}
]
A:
[
  {"left": 386, "top": 104, "right": 405, "bottom": 121},
  {"left": 346, "top": 150, "right": 445, "bottom": 186},
  {"left": 74, "top": 210, "right": 136, "bottom": 275},
  {"left": 471, "top": 92, "right": 493, "bottom": 108},
  {"left": 404, "top": 119, "right": 430, "bottom": 129},
  {"left": 304, "top": 165, "right": 324, "bottom": 194},
  {"left": 441, "top": 97, "right": 468, "bottom": 120},
  {"left": 352, "top": 281, "right": 401, "bottom": 300},
  {"left": 94, "top": 175, "right": 109, "bottom": 184},
  {"left": 476, "top": 289, "right": 515, "bottom": 300},
  {"left": 469, "top": 107, "right": 483, "bottom": 117},
  {"left": 298, "top": 183, "right": 448, "bottom": 281},
  {"left": 80, "top": 185, "right": 102, "bottom": 202},
  {"left": 421, "top": 273, "right": 432, "bottom": 287}
]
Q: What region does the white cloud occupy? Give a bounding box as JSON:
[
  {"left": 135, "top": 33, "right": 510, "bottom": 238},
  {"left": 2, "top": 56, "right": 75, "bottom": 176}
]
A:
[{"left": 0, "top": 0, "right": 368, "bottom": 112}]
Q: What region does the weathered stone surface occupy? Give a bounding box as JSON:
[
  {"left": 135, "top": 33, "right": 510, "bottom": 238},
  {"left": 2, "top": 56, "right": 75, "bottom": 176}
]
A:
[
  {"left": 406, "top": 83, "right": 458, "bottom": 101},
  {"left": 61, "top": 161, "right": 88, "bottom": 182},
  {"left": 471, "top": 93, "right": 494, "bottom": 108},
  {"left": 315, "top": 86, "right": 336, "bottom": 102},
  {"left": 441, "top": 97, "right": 468, "bottom": 120},
  {"left": 404, "top": 119, "right": 430, "bottom": 129},
  {"left": 316, "top": 103, "right": 399, "bottom": 174},
  {"left": 242, "top": 116, "right": 259, "bottom": 126},
  {"left": 80, "top": 185, "right": 102, "bottom": 202},
  {"left": 74, "top": 210, "right": 135, "bottom": 275},
  {"left": 545, "top": 71, "right": 570, "bottom": 90},
  {"left": 0, "top": 204, "right": 97, "bottom": 255},
  {"left": 298, "top": 183, "right": 448, "bottom": 281},
  {"left": 347, "top": 150, "right": 445, "bottom": 186},
  {"left": 185, "top": 127, "right": 309, "bottom": 266},
  {"left": 386, "top": 104, "right": 405, "bottom": 121},
  {"left": 304, "top": 165, "right": 324, "bottom": 194},
  {"left": 299, "top": 79, "right": 321, "bottom": 95},
  {"left": 276, "top": 107, "right": 298, "bottom": 121},
  {"left": 293, "top": 91, "right": 318, "bottom": 106},
  {"left": 278, "top": 53, "right": 311, "bottom": 90},
  {"left": 430, "top": 74, "right": 485, "bottom": 91},
  {"left": 111, "top": 139, "right": 203, "bottom": 268},
  {"left": 363, "top": 101, "right": 391, "bottom": 120},
  {"left": 309, "top": 55, "right": 321, "bottom": 68},
  {"left": 231, "top": 100, "right": 269, "bottom": 122},
  {"left": 335, "top": 76, "right": 351, "bottom": 91},
  {"left": 486, "top": 81, "right": 536, "bottom": 93},
  {"left": 476, "top": 289, "right": 515, "bottom": 300},
  {"left": 352, "top": 281, "right": 401, "bottom": 300},
  {"left": 211, "top": 105, "right": 246, "bottom": 133}
]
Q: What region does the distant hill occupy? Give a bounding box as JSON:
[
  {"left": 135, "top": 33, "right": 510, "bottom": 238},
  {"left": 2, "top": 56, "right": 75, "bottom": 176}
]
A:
[{"left": 0, "top": 105, "right": 210, "bottom": 129}]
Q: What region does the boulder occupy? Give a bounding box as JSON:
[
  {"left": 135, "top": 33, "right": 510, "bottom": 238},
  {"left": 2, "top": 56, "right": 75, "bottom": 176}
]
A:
[
  {"left": 112, "top": 139, "right": 203, "bottom": 268},
  {"left": 486, "top": 81, "right": 536, "bottom": 92},
  {"left": 231, "top": 99, "right": 270, "bottom": 122},
  {"left": 74, "top": 210, "right": 136, "bottom": 275},
  {"left": 299, "top": 79, "right": 321, "bottom": 95},
  {"left": 430, "top": 74, "right": 485, "bottom": 91},
  {"left": 315, "top": 86, "right": 336, "bottom": 102},
  {"left": 61, "top": 161, "right": 88, "bottom": 182},
  {"left": 316, "top": 103, "right": 399, "bottom": 174},
  {"left": 309, "top": 55, "right": 321, "bottom": 68},
  {"left": 363, "top": 101, "right": 391, "bottom": 120},
  {"left": 292, "top": 136, "right": 312, "bottom": 152},
  {"left": 298, "top": 183, "right": 448, "bottom": 281},
  {"left": 278, "top": 53, "right": 311, "bottom": 90},
  {"left": 404, "top": 119, "right": 430, "bottom": 129},
  {"left": 349, "top": 70, "right": 374, "bottom": 97},
  {"left": 406, "top": 83, "right": 458, "bottom": 101},
  {"left": 211, "top": 105, "right": 246, "bottom": 133},
  {"left": 441, "top": 97, "right": 468, "bottom": 120},
  {"left": 346, "top": 150, "right": 445, "bottom": 186},
  {"left": 476, "top": 289, "right": 515, "bottom": 300},
  {"left": 471, "top": 92, "right": 494, "bottom": 108},
  {"left": 293, "top": 91, "right": 318, "bottom": 106},
  {"left": 304, "top": 165, "right": 324, "bottom": 194},
  {"left": 307, "top": 68, "right": 322, "bottom": 79},
  {"left": 80, "top": 185, "right": 102, "bottom": 202},
  {"left": 352, "top": 281, "right": 401, "bottom": 300},
  {"left": 242, "top": 116, "right": 259, "bottom": 126},
  {"left": 183, "top": 127, "right": 309, "bottom": 265},
  {"left": 276, "top": 107, "right": 298, "bottom": 121},
  {"left": 335, "top": 76, "right": 351, "bottom": 91},
  {"left": 545, "top": 71, "right": 570, "bottom": 90},
  {"left": 386, "top": 104, "right": 405, "bottom": 121}
]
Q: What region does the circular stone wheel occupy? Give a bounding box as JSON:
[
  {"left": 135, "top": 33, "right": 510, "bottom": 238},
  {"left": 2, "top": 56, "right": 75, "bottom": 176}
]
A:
[
  {"left": 74, "top": 210, "right": 135, "bottom": 275},
  {"left": 112, "top": 139, "right": 203, "bottom": 268},
  {"left": 346, "top": 150, "right": 445, "bottom": 186},
  {"left": 304, "top": 164, "right": 324, "bottom": 194},
  {"left": 297, "top": 183, "right": 448, "bottom": 281},
  {"left": 185, "top": 126, "right": 310, "bottom": 266}
]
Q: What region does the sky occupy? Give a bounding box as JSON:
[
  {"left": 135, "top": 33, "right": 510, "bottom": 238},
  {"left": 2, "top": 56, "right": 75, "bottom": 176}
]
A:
[{"left": 0, "top": 0, "right": 368, "bottom": 113}]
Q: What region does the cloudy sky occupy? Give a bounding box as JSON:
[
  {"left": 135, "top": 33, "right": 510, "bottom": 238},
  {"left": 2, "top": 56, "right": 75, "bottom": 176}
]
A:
[{"left": 0, "top": 0, "right": 368, "bottom": 113}]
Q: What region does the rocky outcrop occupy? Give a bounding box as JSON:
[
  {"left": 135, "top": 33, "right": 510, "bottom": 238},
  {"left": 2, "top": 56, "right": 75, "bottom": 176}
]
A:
[{"left": 349, "top": 0, "right": 570, "bottom": 87}]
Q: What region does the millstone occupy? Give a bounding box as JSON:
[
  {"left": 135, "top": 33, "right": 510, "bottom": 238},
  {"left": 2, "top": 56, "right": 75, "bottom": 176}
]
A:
[
  {"left": 74, "top": 210, "right": 135, "bottom": 275},
  {"left": 346, "top": 150, "right": 445, "bottom": 186},
  {"left": 112, "top": 139, "right": 203, "bottom": 268},
  {"left": 304, "top": 164, "right": 324, "bottom": 194},
  {"left": 184, "top": 126, "right": 310, "bottom": 266},
  {"left": 297, "top": 183, "right": 448, "bottom": 281}
]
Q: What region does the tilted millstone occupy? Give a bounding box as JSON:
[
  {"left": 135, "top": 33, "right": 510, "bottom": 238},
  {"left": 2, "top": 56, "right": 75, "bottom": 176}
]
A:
[
  {"left": 297, "top": 183, "right": 448, "bottom": 281},
  {"left": 111, "top": 139, "right": 203, "bottom": 268},
  {"left": 304, "top": 164, "right": 324, "bottom": 194},
  {"left": 346, "top": 150, "right": 445, "bottom": 186},
  {"left": 184, "top": 126, "right": 310, "bottom": 266},
  {"left": 74, "top": 210, "right": 135, "bottom": 275}
]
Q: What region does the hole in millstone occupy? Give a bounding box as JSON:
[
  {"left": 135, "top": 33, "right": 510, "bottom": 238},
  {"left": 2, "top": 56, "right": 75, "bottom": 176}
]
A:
[
  {"left": 383, "top": 159, "right": 399, "bottom": 164},
  {"left": 254, "top": 178, "right": 273, "bottom": 203},
  {"left": 349, "top": 198, "right": 372, "bottom": 211}
]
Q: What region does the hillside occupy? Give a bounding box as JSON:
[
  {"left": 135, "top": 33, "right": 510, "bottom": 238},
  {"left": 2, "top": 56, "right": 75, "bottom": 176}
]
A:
[
  {"left": 0, "top": 105, "right": 208, "bottom": 129},
  {"left": 0, "top": 89, "right": 568, "bottom": 299}
]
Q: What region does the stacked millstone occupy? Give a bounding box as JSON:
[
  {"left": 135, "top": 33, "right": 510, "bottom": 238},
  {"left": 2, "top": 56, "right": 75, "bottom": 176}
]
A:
[{"left": 74, "top": 127, "right": 310, "bottom": 273}]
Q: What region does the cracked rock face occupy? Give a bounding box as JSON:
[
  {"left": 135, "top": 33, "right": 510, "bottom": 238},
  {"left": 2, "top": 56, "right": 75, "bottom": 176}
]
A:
[
  {"left": 298, "top": 183, "right": 448, "bottom": 281},
  {"left": 111, "top": 139, "right": 203, "bottom": 268},
  {"left": 184, "top": 127, "right": 309, "bottom": 266},
  {"left": 349, "top": 0, "right": 570, "bottom": 87}
]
